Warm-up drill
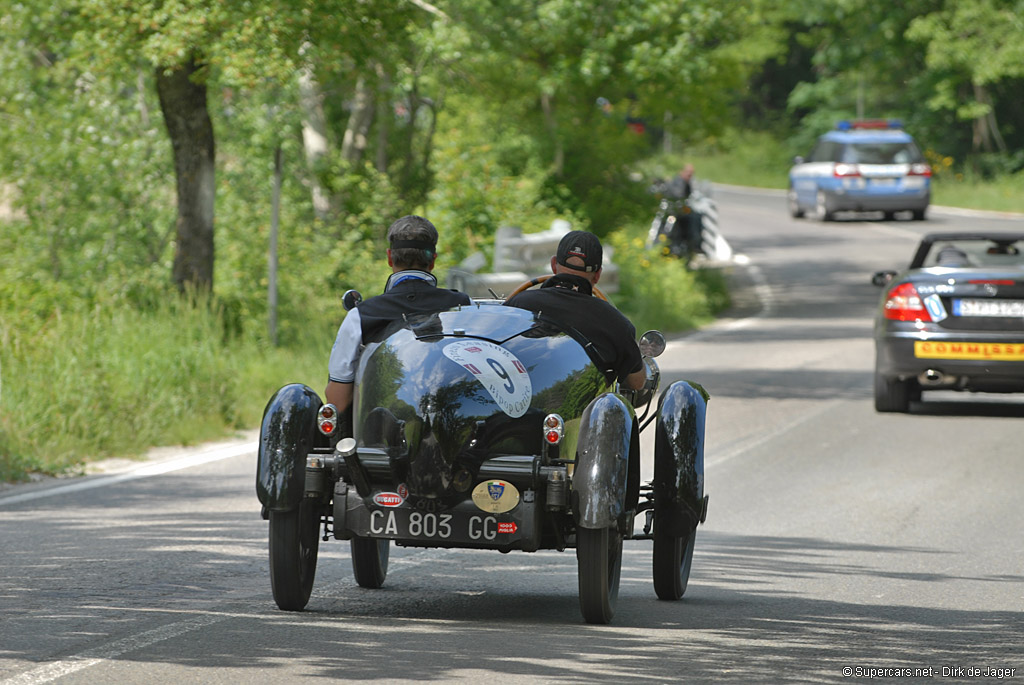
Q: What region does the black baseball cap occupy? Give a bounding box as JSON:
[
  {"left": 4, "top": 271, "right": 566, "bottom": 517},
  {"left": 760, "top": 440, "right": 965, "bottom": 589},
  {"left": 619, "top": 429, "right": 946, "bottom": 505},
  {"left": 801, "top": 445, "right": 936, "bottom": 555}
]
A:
[{"left": 556, "top": 230, "right": 603, "bottom": 273}]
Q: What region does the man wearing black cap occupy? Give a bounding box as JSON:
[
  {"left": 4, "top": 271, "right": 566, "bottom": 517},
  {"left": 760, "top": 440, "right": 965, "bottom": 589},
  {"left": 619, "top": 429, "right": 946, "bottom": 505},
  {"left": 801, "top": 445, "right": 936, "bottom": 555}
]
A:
[
  {"left": 325, "top": 215, "right": 472, "bottom": 414},
  {"left": 504, "top": 230, "right": 645, "bottom": 390}
]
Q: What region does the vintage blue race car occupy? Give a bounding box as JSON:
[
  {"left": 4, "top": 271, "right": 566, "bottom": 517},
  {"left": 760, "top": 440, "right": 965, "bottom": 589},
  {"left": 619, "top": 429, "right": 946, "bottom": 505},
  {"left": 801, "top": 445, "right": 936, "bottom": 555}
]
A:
[{"left": 256, "top": 282, "right": 709, "bottom": 624}]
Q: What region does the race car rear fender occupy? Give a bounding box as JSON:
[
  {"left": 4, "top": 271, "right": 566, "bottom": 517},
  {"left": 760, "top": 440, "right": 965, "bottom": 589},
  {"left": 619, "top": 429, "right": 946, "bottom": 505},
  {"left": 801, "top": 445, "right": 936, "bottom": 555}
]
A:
[
  {"left": 653, "top": 380, "right": 709, "bottom": 535},
  {"left": 571, "top": 393, "right": 634, "bottom": 529},
  {"left": 256, "top": 383, "right": 322, "bottom": 512}
]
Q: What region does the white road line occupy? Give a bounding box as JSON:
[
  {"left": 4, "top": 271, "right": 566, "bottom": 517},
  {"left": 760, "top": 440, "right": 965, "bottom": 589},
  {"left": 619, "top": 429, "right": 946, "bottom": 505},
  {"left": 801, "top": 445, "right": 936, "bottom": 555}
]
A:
[
  {"left": 1, "top": 614, "right": 229, "bottom": 685},
  {"left": 0, "top": 441, "right": 257, "bottom": 507}
]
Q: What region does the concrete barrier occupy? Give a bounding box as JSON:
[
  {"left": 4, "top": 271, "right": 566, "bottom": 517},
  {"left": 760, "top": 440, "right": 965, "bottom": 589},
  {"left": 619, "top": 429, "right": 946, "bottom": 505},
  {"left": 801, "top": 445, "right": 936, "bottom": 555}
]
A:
[{"left": 447, "top": 220, "right": 619, "bottom": 299}]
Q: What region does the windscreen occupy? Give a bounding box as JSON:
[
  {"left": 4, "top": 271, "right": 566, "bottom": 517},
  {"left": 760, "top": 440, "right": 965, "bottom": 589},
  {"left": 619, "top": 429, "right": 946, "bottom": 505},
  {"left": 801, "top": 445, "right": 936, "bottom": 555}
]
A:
[
  {"left": 922, "top": 239, "right": 1024, "bottom": 269},
  {"left": 842, "top": 142, "right": 923, "bottom": 164}
]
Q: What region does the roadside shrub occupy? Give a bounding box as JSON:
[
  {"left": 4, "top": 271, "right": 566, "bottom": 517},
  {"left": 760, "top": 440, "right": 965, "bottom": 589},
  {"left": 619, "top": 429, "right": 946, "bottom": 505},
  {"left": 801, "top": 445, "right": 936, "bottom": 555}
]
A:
[{"left": 607, "top": 229, "right": 730, "bottom": 334}]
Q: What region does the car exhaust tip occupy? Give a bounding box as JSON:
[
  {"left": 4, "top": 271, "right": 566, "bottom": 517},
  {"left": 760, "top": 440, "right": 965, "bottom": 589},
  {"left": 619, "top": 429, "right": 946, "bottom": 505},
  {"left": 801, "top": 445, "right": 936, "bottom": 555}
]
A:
[{"left": 918, "top": 369, "right": 952, "bottom": 386}]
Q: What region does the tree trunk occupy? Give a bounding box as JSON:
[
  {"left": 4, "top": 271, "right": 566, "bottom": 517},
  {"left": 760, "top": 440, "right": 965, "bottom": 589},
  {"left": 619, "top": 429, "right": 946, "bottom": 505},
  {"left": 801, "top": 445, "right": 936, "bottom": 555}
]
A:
[
  {"left": 156, "top": 57, "right": 215, "bottom": 293},
  {"left": 341, "top": 73, "right": 375, "bottom": 164},
  {"left": 971, "top": 83, "right": 1007, "bottom": 154},
  {"left": 298, "top": 53, "right": 332, "bottom": 219},
  {"left": 540, "top": 92, "right": 564, "bottom": 177},
  {"left": 375, "top": 63, "right": 390, "bottom": 173}
]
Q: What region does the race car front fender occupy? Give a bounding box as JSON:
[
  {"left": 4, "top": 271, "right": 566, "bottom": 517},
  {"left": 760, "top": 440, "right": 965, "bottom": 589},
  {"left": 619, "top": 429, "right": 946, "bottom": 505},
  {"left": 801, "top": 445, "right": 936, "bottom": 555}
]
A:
[
  {"left": 653, "top": 380, "right": 709, "bottom": 535},
  {"left": 572, "top": 393, "right": 633, "bottom": 529},
  {"left": 256, "top": 383, "right": 322, "bottom": 512}
]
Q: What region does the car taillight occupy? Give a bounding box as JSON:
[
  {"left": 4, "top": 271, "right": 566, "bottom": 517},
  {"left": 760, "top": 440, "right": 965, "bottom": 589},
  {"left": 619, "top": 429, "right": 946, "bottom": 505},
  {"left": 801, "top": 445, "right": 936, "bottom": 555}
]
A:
[
  {"left": 542, "top": 414, "right": 564, "bottom": 445},
  {"left": 318, "top": 403, "right": 338, "bottom": 435},
  {"left": 908, "top": 163, "right": 932, "bottom": 177},
  {"left": 833, "top": 163, "right": 861, "bottom": 177},
  {"left": 883, "top": 282, "right": 933, "bottom": 322}
]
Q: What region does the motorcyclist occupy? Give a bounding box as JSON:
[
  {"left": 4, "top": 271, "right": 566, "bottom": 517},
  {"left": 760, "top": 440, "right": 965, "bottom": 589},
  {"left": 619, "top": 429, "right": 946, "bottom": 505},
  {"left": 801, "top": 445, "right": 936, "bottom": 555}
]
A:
[
  {"left": 666, "top": 164, "right": 695, "bottom": 202},
  {"left": 503, "top": 230, "right": 645, "bottom": 390},
  {"left": 662, "top": 164, "right": 702, "bottom": 256},
  {"left": 325, "top": 215, "right": 471, "bottom": 418}
]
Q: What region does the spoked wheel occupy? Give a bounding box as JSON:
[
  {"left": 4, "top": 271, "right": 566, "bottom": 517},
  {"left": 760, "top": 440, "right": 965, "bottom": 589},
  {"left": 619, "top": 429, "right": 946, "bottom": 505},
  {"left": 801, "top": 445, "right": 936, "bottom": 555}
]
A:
[
  {"left": 268, "top": 499, "right": 321, "bottom": 611},
  {"left": 576, "top": 526, "right": 623, "bottom": 624},
  {"left": 350, "top": 536, "right": 390, "bottom": 588},
  {"left": 653, "top": 523, "right": 696, "bottom": 601}
]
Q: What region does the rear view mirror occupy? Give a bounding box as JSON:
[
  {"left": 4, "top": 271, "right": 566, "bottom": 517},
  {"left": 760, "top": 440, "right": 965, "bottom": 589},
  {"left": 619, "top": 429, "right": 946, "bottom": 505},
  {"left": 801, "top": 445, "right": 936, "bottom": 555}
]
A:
[
  {"left": 639, "top": 330, "right": 667, "bottom": 358},
  {"left": 343, "top": 289, "right": 363, "bottom": 311},
  {"left": 871, "top": 271, "right": 897, "bottom": 287}
]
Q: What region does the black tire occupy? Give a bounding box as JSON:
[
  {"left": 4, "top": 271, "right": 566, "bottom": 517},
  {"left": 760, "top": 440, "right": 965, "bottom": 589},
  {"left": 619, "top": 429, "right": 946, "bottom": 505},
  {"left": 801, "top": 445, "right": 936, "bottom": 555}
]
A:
[
  {"left": 911, "top": 208, "right": 927, "bottom": 221},
  {"left": 653, "top": 523, "right": 696, "bottom": 601},
  {"left": 883, "top": 211, "right": 896, "bottom": 221},
  {"left": 350, "top": 536, "right": 390, "bottom": 588},
  {"left": 576, "top": 526, "right": 623, "bottom": 624},
  {"left": 814, "top": 191, "right": 835, "bottom": 222},
  {"left": 787, "top": 186, "right": 805, "bottom": 218},
  {"left": 268, "top": 500, "right": 321, "bottom": 611},
  {"left": 874, "top": 371, "right": 912, "bottom": 413}
]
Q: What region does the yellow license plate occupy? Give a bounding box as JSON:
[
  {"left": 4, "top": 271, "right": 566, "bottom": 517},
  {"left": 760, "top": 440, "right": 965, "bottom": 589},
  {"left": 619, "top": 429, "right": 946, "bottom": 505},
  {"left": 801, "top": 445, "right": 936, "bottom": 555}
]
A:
[{"left": 914, "top": 341, "right": 1024, "bottom": 361}]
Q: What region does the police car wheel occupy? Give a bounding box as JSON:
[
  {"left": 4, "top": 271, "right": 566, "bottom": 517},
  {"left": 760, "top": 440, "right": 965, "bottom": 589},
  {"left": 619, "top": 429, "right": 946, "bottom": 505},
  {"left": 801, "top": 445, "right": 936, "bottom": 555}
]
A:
[
  {"left": 814, "top": 191, "right": 835, "bottom": 222},
  {"left": 787, "top": 187, "right": 805, "bottom": 218}
]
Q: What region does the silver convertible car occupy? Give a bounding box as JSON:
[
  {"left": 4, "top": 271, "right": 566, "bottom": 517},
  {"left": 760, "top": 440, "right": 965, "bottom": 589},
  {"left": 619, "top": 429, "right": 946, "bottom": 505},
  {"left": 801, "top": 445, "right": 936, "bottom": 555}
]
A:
[{"left": 872, "top": 231, "right": 1024, "bottom": 412}]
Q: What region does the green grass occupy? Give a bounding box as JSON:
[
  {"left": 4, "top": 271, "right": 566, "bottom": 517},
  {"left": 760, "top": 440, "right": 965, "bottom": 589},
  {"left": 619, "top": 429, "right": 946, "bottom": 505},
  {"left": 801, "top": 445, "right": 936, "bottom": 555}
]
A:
[
  {"left": 0, "top": 297, "right": 328, "bottom": 482},
  {"left": 931, "top": 173, "right": 1024, "bottom": 214}
]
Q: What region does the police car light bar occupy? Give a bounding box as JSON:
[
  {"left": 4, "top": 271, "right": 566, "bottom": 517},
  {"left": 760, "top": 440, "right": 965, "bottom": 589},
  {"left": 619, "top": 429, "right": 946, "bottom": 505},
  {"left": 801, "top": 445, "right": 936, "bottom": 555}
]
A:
[{"left": 836, "top": 119, "right": 903, "bottom": 131}]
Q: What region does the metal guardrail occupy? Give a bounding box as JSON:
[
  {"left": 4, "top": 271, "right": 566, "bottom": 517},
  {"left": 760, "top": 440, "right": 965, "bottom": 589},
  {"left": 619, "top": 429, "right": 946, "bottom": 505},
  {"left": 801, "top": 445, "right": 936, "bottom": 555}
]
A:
[{"left": 447, "top": 219, "right": 619, "bottom": 299}]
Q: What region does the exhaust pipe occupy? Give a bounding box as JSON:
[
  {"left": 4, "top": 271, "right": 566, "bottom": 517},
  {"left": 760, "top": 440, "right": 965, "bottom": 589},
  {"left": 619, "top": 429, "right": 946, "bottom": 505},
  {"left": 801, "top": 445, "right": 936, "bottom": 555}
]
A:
[{"left": 918, "top": 369, "right": 955, "bottom": 387}]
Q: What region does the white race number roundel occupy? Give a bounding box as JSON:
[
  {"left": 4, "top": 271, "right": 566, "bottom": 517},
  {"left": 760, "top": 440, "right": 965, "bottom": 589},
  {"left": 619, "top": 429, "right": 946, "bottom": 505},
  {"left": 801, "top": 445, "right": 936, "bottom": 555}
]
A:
[{"left": 442, "top": 340, "right": 532, "bottom": 418}]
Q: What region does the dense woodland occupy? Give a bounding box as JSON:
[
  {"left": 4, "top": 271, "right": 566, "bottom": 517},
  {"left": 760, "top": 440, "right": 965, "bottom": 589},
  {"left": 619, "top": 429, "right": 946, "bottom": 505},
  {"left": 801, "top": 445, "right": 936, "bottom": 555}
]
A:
[{"left": 1, "top": 0, "right": 1022, "bottom": 477}]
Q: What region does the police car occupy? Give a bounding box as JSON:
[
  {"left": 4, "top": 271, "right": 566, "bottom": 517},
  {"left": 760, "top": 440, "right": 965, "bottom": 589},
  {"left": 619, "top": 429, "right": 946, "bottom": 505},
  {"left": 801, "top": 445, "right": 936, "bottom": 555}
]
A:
[{"left": 788, "top": 120, "right": 931, "bottom": 221}]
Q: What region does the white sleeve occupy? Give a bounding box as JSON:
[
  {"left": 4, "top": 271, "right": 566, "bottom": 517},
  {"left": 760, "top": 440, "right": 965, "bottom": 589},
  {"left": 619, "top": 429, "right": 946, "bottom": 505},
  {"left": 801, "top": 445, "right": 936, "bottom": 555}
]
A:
[{"left": 327, "top": 309, "right": 363, "bottom": 383}]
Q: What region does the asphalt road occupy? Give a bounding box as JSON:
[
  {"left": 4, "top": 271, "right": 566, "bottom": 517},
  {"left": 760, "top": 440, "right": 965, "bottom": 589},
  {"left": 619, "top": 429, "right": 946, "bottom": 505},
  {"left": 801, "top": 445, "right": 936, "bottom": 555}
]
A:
[{"left": 2, "top": 189, "right": 1023, "bottom": 684}]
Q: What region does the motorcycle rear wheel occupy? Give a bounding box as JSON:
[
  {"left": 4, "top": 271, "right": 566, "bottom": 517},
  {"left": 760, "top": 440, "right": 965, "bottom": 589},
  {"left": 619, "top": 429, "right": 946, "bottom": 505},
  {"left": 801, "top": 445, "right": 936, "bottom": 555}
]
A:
[
  {"left": 268, "top": 500, "right": 321, "bottom": 611},
  {"left": 577, "top": 526, "right": 623, "bottom": 624}
]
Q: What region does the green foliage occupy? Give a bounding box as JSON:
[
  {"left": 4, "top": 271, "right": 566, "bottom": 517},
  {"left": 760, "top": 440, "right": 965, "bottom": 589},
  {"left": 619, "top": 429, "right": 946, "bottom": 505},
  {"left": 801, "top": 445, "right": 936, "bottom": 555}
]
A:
[
  {"left": 607, "top": 230, "right": 730, "bottom": 335},
  {"left": 426, "top": 100, "right": 588, "bottom": 265}
]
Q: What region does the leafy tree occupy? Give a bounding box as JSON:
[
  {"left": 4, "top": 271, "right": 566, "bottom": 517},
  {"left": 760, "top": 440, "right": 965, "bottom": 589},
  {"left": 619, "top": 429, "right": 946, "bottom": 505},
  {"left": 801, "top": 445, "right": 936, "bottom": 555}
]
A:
[
  {"left": 907, "top": 0, "right": 1024, "bottom": 158},
  {"left": 58, "top": 0, "right": 415, "bottom": 291}
]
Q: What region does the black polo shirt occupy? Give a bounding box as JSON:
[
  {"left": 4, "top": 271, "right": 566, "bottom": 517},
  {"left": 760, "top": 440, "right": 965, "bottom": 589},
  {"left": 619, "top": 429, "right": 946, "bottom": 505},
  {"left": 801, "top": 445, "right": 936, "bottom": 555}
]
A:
[{"left": 504, "top": 274, "right": 643, "bottom": 384}]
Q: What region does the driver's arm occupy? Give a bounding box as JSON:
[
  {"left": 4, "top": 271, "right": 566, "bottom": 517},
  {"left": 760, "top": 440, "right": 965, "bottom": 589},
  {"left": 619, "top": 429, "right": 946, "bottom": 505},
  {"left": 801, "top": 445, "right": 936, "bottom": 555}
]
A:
[
  {"left": 325, "top": 381, "right": 354, "bottom": 413},
  {"left": 326, "top": 309, "right": 362, "bottom": 412}
]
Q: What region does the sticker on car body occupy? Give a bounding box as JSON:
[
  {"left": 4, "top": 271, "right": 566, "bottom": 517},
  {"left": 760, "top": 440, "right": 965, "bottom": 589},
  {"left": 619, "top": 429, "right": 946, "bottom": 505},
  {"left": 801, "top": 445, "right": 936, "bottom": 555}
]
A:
[
  {"left": 442, "top": 340, "right": 532, "bottom": 417},
  {"left": 471, "top": 479, "right": 521, "bottom": 513},
  {"left": 923, "top": 293, "right": 948, "bottom": 321}
]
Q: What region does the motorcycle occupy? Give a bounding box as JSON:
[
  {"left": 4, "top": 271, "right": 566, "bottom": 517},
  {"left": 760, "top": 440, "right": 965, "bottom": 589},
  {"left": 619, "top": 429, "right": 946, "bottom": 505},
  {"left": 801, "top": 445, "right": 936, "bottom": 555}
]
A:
[
  {"left": 646, "top": 180, "right": 719, "bottom": 262},
  {"left": 256, "top": 283, "right": 710, "bottom": 624}
]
